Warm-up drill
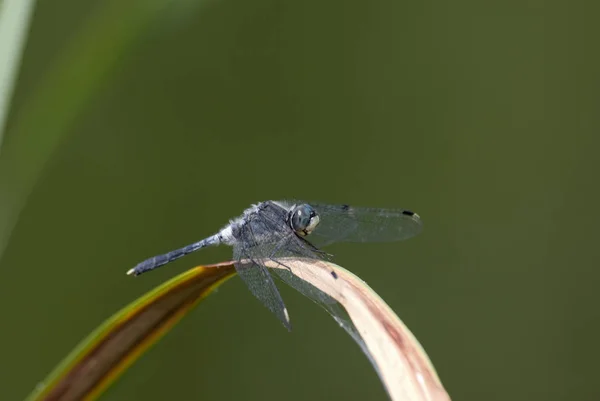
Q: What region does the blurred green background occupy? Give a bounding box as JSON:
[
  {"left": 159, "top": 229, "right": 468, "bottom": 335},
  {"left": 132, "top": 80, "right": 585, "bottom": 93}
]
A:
[{"left": 0, "top": 0, "right": 598, "bottom": 400}]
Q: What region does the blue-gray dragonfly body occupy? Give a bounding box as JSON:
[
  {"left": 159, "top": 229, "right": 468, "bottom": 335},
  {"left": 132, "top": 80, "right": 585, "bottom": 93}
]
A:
[{"left": 128, "top": 201, "right": 422, "bottom": 330}]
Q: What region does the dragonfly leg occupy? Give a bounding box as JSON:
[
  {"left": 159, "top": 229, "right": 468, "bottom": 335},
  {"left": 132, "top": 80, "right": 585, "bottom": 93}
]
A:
[
  {"left": 268, "top": 236, "right": 294, "bottom": 273},
  {"left": 299, "top": 236, "right": 334, "bottom": 258}
]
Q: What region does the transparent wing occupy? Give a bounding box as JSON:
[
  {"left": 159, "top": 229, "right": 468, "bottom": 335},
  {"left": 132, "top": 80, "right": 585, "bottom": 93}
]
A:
[
  {"left": 233, "top": 255, "right": 291, "bottom": 330},
  {"left": 272, "top": 265, "right": 377, "bottom": 373},
  {"left": 291, "top": 201, "right": 423, "bottom": 248},
  {"left": 254, "top": 233, "right": 366, "bottom": 348},
  {"left": 232, "top": 209, "right": 292, "bottom": 330}
]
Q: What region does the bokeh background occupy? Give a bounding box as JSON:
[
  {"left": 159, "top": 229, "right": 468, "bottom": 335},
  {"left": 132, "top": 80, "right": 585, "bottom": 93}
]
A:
[{"left": 0, "top": 1, "right": 598, "bottom": 400}]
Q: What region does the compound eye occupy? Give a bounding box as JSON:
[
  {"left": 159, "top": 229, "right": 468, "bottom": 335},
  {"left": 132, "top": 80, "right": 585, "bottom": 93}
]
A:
[{"left": 290, "top": 204, "right": 320, "bottom": 235}]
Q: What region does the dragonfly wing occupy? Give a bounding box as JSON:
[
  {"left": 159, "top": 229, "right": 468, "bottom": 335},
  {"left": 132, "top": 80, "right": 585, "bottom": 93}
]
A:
[
  {"left": 272, "top": 264, "right": 373, "bottom": 367},
  {"left": 296, "top": 202, "right": 423, "bottom": 247},
  {"left": 234, "top": 245, "right": 291, "bottom": 330},
  {"left": 232, "top": 208, "right": 293, "bottom": 330}
]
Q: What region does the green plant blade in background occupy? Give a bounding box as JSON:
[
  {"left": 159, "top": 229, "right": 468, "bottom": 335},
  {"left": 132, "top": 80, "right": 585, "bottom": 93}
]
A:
[
  {"left": 0, "top": 0, "right": 37, "bottom": 144},
  {"left": 0, "top": 0, "right": 196, "bottom": 263},
  {"left": 25, "top": 262, "right": 237, "bottom": 401},
  {"left": 26, "top": 260, "right": 450, "bottom": 401}
]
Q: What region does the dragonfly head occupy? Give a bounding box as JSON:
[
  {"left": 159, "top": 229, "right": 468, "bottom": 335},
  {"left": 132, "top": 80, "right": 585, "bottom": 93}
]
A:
[{"left": 289, "top": 204, "right": 320, "bottom": 236}]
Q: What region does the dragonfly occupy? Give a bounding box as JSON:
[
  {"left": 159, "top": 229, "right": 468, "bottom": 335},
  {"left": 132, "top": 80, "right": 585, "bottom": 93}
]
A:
[{"left": 128, "top": 200, "right": 423, "bottom": 330}]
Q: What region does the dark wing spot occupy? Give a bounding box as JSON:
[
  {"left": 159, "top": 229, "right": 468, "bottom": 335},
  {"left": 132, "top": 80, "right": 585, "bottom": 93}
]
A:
[
  {"left": 341, "top": 204, "right": 350, "bottom": 211},
  {"left": 331, "top": 270, "right": 338, "bottom": 279},
  {"left": 402, "top": 210, "right": 415, "bottom": 216}
]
